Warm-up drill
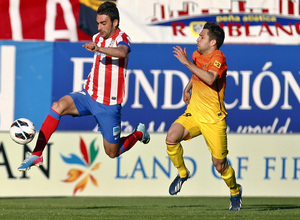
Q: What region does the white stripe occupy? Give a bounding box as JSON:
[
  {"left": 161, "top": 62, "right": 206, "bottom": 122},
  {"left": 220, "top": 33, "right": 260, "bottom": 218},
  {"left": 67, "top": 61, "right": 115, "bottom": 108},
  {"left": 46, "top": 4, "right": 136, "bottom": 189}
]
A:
[
  {"left": 110, "top": 59, "right": 119, "bottom": 104},
  {"left": 0, "top": 46, "right": 16, "bottom": 130},
  {"left": 97, "top": 53, "right": 106, "bottom": 103},
  {"left": 9, "top": 0, "right": 23, "bottom": 40},
  {"left": 281, "top": 0, "right": 289, "bottom": 15}
]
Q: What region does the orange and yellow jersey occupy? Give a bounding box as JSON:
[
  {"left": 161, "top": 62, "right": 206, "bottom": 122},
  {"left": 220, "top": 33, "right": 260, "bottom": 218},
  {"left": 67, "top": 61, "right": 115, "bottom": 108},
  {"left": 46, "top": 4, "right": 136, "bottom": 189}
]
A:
[{"left": 187, "top": 49, "right": 228, "bottom": 123}]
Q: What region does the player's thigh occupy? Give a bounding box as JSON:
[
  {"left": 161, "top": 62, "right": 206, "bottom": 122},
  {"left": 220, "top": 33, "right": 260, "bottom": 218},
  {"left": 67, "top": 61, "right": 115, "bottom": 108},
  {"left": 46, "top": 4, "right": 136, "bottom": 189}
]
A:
[
  {"left": 202, "top": 119, "right": 228, "bottom": 159},
  {"left": 52, "top": 95, "right": 79, "bottom": 116},
  {"left": 166, "top": 123, "right": 189, "bottom": 143},
  {"left": 167, "top": 114, "right": 201, "bottom": 143},
  {"left": 94, "top": 104, "right": 121, "bottom": 144}
]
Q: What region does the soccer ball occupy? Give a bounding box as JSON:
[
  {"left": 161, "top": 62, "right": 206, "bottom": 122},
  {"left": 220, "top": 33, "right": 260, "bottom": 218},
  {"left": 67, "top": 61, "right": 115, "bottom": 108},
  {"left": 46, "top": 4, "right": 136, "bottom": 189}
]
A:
[{"left": 10, "top": 118, "right": 36, "bottom": 144}]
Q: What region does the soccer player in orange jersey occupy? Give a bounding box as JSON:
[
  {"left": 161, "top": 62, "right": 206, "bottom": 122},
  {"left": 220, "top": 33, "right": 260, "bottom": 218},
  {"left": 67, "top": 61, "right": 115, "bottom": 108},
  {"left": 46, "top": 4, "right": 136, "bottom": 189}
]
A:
[{"left": 166, "top": 22, "right": 242, "bottom": 211}]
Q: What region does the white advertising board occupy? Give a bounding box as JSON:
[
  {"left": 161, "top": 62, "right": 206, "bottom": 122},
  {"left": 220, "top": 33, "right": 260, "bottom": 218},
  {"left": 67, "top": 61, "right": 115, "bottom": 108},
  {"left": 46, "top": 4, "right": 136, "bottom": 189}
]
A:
[
  {"left": 0, "top": 132, "right": 299, "bottom": 197},
  {"left": 118, "top": 0, "right": 300, "bottom": 45}
]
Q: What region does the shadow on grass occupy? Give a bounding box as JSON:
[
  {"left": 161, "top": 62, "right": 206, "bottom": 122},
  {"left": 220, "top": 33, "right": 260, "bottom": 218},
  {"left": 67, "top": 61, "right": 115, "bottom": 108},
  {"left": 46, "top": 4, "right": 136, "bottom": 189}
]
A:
[
  {"left": 246, "top": 204, "right": 300, "bottom": 211},
  {"left": 74, "top": 204, "right": 206, "bottom": 210},
  {"left": 167, "top": 205, "right": 205, "bottom": 208},
  {"left": 81, "top": 206, "right": 126, "bottom": 210}
]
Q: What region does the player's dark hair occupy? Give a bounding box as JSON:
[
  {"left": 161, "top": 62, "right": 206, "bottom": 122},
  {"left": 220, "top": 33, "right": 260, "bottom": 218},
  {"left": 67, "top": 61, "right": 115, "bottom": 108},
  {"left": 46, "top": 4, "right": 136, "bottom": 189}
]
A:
[
  {"left": 204, "top": 22, "right": 225, "bottom": 49},
  {"left": 97, "top": 1, "right": 119, "bottom": 27}
]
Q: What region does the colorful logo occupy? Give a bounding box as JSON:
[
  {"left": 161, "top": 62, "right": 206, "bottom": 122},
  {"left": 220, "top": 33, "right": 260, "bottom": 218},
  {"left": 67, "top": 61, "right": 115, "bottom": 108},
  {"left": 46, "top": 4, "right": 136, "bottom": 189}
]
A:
[
  {"left": 60, "top": 137, "right": 101, "bottom": 195},
  {"left": 214, "top": 60, "right": 221, "bottom": 69}
]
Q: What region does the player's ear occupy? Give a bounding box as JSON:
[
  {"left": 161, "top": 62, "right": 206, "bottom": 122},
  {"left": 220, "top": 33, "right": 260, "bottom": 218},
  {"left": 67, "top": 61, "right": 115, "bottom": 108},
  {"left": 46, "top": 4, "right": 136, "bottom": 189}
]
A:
[
  {"left": 210, "top": 39, "right": 217, "bottom": 48},
  {"left": 113, "top": 19, "right": 119, "bottom": 28}
]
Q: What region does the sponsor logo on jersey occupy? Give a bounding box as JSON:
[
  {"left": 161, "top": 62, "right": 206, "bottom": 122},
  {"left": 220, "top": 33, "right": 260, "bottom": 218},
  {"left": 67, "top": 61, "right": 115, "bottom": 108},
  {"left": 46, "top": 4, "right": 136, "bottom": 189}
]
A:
[
  {"left": 113, "top": 125, "right": 121, "bottom": 136},
  {"left": 214, "top": 60, "right": 221, "bottom": 68},
  {"left": 183, "top": 113, "right": 192, "bottom": 117}
]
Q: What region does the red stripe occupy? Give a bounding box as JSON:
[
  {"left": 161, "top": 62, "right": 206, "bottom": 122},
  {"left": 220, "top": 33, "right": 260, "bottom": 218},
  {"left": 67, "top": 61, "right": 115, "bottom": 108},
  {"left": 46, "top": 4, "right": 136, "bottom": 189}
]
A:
[
  {"left": 103, "top": 56, "right": 112, "bottom": 105},
  {"left": 95, "top": 33, "right": 101, "bottom": 44},
  {"left": 161, "top": 5, "right": 165, "bottom": 19},
  {"left": 84, "top": 74, "right": 91, "bottom": 91},
  {"left": 111, "top": 29, "right": 121, "bottom": 40},
  {"left": 91, "top": 36, "right": 105, "bottom": 100},
  {"left": 20, "top": 0, "right": 46, "bottom": 39},
  {"left": 117, "top": 58, "right": 125, "bottom": 104},
  {"left": 288, "top": 0, "right": 294, "bottom": 15},
  {"left": 0, "top": 0, "right": 12, "bottom": 39},
  {"left": 121, "top": 33, "right": 128, "bottom": 44},
  {"left": 117, "top": 32, "right": 129, "bottom": 104},
  {"left": 239, "top": 1, "right": 245, "bottom": 12},
  {"left": 262, "top": 9, "right": 269, "bottom": 13},
  {"left": 55, "top": 4, "right": 68, "bottom": 30},
  {"left": 280, "top": 0, "right": 283, "bottom": 14},
  {"left": 91, "top": 55, "right": 100, "bottom": 100}
]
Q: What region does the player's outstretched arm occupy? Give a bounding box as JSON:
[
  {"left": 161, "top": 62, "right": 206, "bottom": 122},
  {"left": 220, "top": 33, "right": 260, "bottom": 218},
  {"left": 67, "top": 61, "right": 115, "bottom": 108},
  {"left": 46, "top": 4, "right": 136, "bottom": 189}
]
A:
[
  {"left": 83, "top": 42, "right": 129, "bottom": 58},
  {"left": 173, "top": 45, "right": 218, "bottom": 86},
  {"left": 83, "top": 42, "right": 97, "bottom": 52}
]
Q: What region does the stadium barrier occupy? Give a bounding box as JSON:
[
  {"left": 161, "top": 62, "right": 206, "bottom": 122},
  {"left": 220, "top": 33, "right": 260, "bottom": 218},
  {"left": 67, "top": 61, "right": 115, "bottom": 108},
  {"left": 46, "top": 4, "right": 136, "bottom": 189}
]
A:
[
  {"left": 0, "top": 132, "right": 299, "bottom": 197},
  {"left": 1, "top": 42, "right": 299, "bottom": 133}
]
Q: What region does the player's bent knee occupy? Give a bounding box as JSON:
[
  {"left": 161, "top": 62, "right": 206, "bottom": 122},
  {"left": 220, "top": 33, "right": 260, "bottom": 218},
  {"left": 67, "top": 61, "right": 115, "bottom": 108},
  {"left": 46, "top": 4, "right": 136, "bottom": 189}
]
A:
[
  {"left": 214, "top": 162, "right": 228, "bottom": 174},
  {"left": 166, "top": 132, "right": 181, "bottom": 144},
  {"left": 105, "top": 150, "right": 118, "bottom": 158},
  {"left": 51, "top": 101, "right": 59, "bottom": 111},
  {"left": 104, "top": 146, "right": 119, "bottom": 158},
  {"left": 51, "top": 101, "right": 65, "bottom": 114},
  {"left": 166, "top": 124, "right": 188, "bottom": 144}
]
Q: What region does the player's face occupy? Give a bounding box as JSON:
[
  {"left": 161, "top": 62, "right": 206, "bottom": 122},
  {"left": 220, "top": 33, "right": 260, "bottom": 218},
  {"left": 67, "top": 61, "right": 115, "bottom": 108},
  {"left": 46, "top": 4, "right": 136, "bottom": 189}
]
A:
[
  {"left": 96, "top": 14, "right": 118, "bottom": 39},
  {"left": 196, "top": 29, "right": 212, "bottom": 55}
]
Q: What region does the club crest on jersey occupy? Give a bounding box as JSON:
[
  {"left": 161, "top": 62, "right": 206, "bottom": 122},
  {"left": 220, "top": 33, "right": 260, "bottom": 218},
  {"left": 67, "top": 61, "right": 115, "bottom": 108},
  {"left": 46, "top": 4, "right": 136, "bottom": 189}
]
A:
[
  {"left": 214, "top": 60, "right": 221, "bottom": 69},
  {"left": 109, "top": 40, "right": 116, "bottom": 47}
]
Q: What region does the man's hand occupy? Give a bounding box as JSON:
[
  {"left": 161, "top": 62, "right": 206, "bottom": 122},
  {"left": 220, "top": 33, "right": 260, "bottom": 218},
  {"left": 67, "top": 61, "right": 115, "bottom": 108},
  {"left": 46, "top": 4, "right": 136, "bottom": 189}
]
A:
[
  {"left": 173, "top": 46, "right": 190, "bottom": 66},
  {"left": 83, "top": 42, "right": 98, "bottom": 52}
]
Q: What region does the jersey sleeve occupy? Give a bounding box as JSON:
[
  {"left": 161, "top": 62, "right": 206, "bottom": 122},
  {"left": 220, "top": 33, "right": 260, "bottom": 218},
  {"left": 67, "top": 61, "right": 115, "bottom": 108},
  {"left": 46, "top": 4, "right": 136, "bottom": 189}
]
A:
[
  {"left": 117, "top": 33, "right": 132, "bottom": 52},
  {"left": 192, "top": 51, "right": 197, "bottom": 63},
  {"left": 92, "top": 32, "right": 100, "bottom": 43},
  {"left": 208, "top": 53, "right": 227, "bottom": 78}
]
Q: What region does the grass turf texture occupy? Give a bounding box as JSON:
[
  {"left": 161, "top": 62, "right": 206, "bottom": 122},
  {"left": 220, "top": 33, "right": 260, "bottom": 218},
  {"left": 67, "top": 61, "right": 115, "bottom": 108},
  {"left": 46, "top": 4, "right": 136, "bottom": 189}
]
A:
[{"left": 0, "top": 197, "right": 299, "bottom": 219}]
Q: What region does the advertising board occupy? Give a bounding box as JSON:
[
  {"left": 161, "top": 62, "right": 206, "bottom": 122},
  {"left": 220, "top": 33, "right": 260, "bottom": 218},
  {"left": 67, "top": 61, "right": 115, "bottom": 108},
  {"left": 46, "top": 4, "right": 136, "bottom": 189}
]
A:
[
  {"left": 0, "top": 42, "right": 299, "bottom": 133},
  {"left": 0, "top": 132, "right": 299, "bottom": 197}
]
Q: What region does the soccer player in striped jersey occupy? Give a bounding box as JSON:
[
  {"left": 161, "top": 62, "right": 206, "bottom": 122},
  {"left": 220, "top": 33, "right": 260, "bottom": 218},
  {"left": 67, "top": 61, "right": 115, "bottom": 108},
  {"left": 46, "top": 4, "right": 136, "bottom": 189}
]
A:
[
  {"left": 166, "top": 22, "right": 242, "bottom": 211},
  {"left": 18, "top": 1, "right": 150, "bottom": 171}
]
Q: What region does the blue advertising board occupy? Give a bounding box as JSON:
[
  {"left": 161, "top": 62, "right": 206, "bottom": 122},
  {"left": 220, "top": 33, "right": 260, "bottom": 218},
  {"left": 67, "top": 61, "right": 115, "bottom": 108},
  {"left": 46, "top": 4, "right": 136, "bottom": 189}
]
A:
[
  {"left": 52, "top": 43, "right": 300, "bottom": 133},
  {"left": 0, "top": 41, "right": 53, "bottom": 130},
  {"left": 1, "top": 41, "right": 299, "bottom": 133},
  {"left": 125, "top": 44, "right": 300, "bottom": 133}
]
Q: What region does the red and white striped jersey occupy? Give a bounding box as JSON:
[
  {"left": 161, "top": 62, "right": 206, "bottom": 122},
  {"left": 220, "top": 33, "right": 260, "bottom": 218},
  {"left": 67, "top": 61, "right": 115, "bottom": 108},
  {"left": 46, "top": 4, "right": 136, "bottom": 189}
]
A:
[{"left": 84, "top": 29, "right": 131, "bottom": 105}]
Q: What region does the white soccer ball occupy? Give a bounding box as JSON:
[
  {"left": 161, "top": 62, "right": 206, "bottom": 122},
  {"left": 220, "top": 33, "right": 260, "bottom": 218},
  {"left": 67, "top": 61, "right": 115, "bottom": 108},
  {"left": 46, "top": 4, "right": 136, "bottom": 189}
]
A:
[{"left": 10, "top": 118, "right": 36, "bottom": 144}]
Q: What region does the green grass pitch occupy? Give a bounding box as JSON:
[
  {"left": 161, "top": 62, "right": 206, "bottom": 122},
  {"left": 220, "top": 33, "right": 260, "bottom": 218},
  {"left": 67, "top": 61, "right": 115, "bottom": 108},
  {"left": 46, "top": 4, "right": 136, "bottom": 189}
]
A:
[{"left": 0, "top": 197, "right": 299, "bottom": 219}]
